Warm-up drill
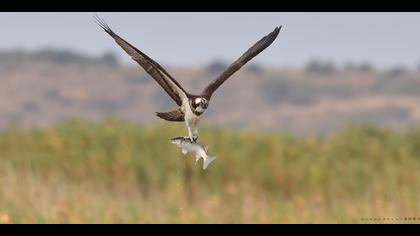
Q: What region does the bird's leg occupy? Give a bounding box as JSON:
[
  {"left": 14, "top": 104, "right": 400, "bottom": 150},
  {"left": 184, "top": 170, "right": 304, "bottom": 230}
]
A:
[
  {"left": 185, "top": 119, "right": 198, "bottom": 142},
  {"left": 190, "top": 122, "right": 199, "bottom": 142},
  {"left": 185, "top": 122, "right": 195, "bottom": 142},
  {"left": 188, "top": 129, "right": 195, "bottom": 142},
  {"left": 192, "top": 128, "right": 199, "bottom": 142}
]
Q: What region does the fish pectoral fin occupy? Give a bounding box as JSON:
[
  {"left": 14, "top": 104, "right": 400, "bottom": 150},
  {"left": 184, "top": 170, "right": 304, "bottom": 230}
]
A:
[
  {"left": 182, "top": 149, "right": 188, "bottom": 155},
  {"left": 203, "top": 156, "right": 216, "bottom": 170},
  {"left": 195, "top": 154, "right": 201, "bottom": 162}
]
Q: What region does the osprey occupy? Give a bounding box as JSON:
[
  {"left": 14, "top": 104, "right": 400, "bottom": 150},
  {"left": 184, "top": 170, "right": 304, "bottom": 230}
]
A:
[{"left": 95, "top": 16, "right": 281, "bottom": 141}]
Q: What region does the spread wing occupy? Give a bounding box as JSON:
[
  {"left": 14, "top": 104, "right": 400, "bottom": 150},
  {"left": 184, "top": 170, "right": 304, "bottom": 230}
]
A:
[
  {"left": 94, "top": 15, "right": 188, "bottom": 106},
  {"left": 200, "top": 26, "right": 281, "bottom": 100}
]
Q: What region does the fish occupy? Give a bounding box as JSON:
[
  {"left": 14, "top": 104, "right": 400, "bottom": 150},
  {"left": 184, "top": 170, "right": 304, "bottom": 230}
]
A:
[{"left": 170, "top": 136, "right": 216, "bottom": 170}]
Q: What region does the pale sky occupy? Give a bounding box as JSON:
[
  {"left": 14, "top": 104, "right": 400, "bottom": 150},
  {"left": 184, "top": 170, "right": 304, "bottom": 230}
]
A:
[{"left": 0, "top": 12, "right": 420, "bottom": 69}]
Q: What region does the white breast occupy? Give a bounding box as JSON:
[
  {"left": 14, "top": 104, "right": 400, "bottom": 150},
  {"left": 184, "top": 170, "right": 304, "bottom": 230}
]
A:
[{"left": 182, "top": 101, "right": 201, "bottom": 125}]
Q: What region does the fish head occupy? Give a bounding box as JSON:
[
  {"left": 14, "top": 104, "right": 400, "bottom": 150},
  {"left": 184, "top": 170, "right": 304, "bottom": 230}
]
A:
[{"left": 170, "top": 137, "right": 184, "bottom": 145}]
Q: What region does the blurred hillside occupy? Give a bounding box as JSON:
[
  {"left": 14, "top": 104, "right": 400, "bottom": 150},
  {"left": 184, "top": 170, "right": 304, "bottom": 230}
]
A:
[
  {"left": 1, "top": 49, "right": 420, "bottom": 135},
  {"left": 0, "top": 49, "right": 419, "bottom": 223}
]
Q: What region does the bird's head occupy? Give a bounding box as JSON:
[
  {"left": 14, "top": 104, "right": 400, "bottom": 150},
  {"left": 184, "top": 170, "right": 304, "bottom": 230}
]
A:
[{"left": 192, "top": 97, "right": 208, "bottom": 113}]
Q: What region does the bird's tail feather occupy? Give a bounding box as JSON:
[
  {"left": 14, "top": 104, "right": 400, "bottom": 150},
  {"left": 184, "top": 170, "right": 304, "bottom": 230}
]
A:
[{"left": 156, "top": 108, "right": 185, "bottom": 122}]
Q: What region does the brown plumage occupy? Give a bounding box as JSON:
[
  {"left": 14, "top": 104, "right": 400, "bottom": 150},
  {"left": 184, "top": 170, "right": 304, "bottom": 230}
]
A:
[
  {"left": 200, "top": 26, "right": 281, "bottom": 100},
  {"left": 156, "top": 109, "right": 185, "bottom": 122},
  {"left": 94, "top": 15, "right": 187, "bottom": 107},
  {"left": 95, "top": 14, "right": 281, "bottom": 126}
]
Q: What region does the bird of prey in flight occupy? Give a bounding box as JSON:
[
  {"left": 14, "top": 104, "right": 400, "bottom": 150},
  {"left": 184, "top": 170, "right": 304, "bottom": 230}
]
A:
[{"left": 94, "top": 15, "right": 281, "bottom": 142}]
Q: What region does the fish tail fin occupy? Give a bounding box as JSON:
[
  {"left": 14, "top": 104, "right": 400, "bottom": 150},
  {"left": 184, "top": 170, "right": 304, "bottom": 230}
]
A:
[{"left": 203, "top": 155, "right": 216, "bottom": 170}]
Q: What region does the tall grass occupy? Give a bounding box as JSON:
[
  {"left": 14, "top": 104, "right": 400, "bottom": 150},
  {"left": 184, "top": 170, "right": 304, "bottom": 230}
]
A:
[{"left": 0, "top": 118, "right": 418, "bottom": 223}]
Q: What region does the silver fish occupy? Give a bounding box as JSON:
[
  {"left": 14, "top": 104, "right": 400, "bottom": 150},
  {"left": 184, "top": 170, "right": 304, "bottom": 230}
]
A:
[{"left": 170, "top": 137, "right": 216, "bottom": 170}]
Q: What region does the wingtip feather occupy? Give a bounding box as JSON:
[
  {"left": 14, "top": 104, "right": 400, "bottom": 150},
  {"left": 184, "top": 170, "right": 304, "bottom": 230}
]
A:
[
  {"left": 273, "top": 26, "right": 281, "bottom": 35},
  {"left": 93, "top": 14, "right": 113, "bottom": 35}
]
